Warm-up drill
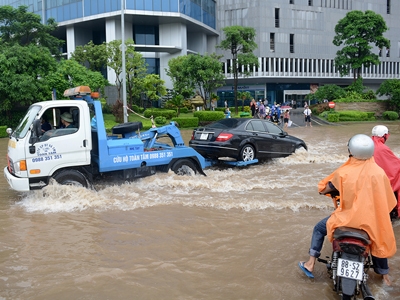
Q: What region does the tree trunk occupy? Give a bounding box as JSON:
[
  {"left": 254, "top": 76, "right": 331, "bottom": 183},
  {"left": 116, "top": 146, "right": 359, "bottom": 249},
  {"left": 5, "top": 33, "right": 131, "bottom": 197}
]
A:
[{"left": 233, "top": 60, "right": 238, "bottom": 115}]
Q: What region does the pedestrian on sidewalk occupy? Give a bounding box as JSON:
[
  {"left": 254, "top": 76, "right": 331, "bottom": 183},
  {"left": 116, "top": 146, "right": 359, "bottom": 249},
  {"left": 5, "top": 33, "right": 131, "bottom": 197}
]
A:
[{"left": 303, "top": 105, "right": 312, "bottom": 127}]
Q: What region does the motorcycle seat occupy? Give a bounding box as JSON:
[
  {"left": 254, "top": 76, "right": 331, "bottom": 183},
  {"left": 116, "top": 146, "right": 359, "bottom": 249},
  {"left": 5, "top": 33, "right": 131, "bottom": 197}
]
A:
[{"left": 334, "top": 226, "right": 371, "bottom": 245}]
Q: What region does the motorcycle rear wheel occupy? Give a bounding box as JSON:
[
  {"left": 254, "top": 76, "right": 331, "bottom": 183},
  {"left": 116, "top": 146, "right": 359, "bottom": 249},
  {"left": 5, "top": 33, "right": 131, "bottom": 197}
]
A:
[{"left": 341, "top": 294, "right": 355, "bottom": 300}]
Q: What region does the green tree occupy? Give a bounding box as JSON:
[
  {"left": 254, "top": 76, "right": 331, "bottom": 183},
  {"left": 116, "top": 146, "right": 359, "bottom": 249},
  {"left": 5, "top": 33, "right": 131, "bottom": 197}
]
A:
[
  {"left": 376, "top": 79, "right": 400, "bottom": 111},
  {"left": 166, "top": 94, "right": 185, "bottom": 117},
  {"left": 166, "top": 55, "right": 197, "bottom": 99},
  {"left": 125, "top": 44, "right": 149, "bottom": 106},
  {"left": 46, "top": 59, "right": 109, "bottom": 97},
  {"left": 142, "top": 74, "right": 167, "bottom": 108},
  {"left": 0, "top": 5, "right": 64, "bottom": 125},
  {"left": 218, "top": 26, "right": 259, "bottom": 114},
  {"left": 0, "top": 44, "right": 56, "bottom": 111},
  {"left": 333, "top": 10, "right": 390, "bottom": 81},
  {"left": 71, "top": 41, "right": 107, "bottom": 72},
  {"left": 345, "top": 77, "right": 366, "bottom": 94},
  {"left": 166, "top": 54, "right": 225, "bottom": 108},
  {"left": 0, "top": 5, "right": 63, "bottom": 55},
  {"left": 237, "top": 91, "right": 252, "bottom": 111},
  {"left": 184, "top": 53, "right": 225, "bottom": 107},
  {"left": 314, "top": 84, "right": 346, "bottom": 101},
  {"left": 106, "top": 39, "right": 148, "bottom": 105}
]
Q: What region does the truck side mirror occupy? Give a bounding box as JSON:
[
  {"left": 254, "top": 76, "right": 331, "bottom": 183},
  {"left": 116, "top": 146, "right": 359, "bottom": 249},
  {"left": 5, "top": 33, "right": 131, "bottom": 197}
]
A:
[{"left": 29, "top": 119, "right": 42, "bottom": 145}]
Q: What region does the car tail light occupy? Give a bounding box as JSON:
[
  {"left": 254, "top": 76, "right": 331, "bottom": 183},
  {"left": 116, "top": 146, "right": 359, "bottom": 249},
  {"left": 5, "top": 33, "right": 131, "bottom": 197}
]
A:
[
  {"left": 191, "top": 131, "right": 195, "bottom": 140},
  {"left": 216, "top": 133, "right": 233, "bottom": 142}
]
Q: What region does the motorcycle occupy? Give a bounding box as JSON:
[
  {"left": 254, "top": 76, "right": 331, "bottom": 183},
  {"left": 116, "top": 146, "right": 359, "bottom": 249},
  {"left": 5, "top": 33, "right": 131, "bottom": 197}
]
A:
[
  {"left": 317, "top": 192, "right": 375, "bottom": 300},
  {"left": 317, "top": 227, "right": 375, "bottom": 300}
]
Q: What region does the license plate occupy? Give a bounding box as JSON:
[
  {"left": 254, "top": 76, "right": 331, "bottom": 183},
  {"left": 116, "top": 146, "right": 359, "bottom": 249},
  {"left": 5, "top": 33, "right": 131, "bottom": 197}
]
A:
[
  {"left": 337, "top": 258, "right": 364, "bottom": 281},
  {"left": 200, "top": 133, "right": 208, "bottom": 140}
]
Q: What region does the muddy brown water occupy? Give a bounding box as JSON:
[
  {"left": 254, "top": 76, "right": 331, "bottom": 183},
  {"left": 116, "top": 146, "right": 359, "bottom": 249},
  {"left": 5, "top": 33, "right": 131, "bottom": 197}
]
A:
[{"left": 1, "top": 122, "right": 400, "bottom": 300}]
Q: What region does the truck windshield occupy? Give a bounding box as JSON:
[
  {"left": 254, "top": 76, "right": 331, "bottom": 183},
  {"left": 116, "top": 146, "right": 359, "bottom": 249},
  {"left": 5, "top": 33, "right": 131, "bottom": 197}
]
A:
[{"left": 13, "top": 105, "right": 42, "bottom": 139}]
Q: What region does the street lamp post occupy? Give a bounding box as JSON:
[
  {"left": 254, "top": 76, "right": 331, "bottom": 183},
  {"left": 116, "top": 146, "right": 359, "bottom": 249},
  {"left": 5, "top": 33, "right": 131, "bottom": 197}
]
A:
[{"left": 121, "top": 0, "right": 127, "bottom": 123}]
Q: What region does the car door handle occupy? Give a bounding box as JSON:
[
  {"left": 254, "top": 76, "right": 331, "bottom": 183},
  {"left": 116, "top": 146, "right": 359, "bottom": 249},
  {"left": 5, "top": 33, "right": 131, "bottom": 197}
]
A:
[{"left": 83, "top": 139, "right": 87, "bottom": 147}]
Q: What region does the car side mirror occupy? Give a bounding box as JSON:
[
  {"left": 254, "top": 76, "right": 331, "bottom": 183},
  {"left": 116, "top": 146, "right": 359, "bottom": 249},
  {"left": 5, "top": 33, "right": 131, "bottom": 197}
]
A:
[{"left": 280, "top": 131, "right": 288, "bottom": 136}]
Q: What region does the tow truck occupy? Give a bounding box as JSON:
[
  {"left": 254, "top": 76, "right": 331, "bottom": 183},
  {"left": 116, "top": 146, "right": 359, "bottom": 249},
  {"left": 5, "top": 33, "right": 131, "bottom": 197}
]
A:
[{"left": 4, "top": 86, "right": 209, "bottom": 191}]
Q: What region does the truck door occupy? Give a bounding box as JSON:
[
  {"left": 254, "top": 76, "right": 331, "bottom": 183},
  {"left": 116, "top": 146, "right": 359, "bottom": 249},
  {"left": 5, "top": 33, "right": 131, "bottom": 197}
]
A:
[{"left": 25, "top": 104, "right": 91, "bottom": 177}]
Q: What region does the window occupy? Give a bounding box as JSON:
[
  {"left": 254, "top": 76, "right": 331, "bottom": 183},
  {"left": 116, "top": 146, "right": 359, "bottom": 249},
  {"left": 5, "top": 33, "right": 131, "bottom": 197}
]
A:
[
  {"left": 308, "top": 0, "right": 313, "bottom": 6},
  {"left": 398, "top": 42, "right": 400, "bottom": 58},
  {"left": 275, "top": 8, "right": 279, "bottom": 28},
  {"left": 133, "top": 25, "right": 159, "bottom": 45},
  {"left": 247, "top": 120, "right": 265, "bottom": 132},
  {"left": 145, "top": 58, "right": 160, "bottom": 75},
  {"left": 270, "top": 33, "right": 275, "bottom": 52},
  {"left": 290, "top": 34, "right": 294, "bottom": 53},
  {"left": 264, "top": 122, "right": 282, "bottom": 134},
  {"left": 39, "top": 106, "right": 80, "bottom": 142},
  {"left": 387, "top": 0, "right": 391, "bottom": 14},
  {"left": 289, "top": 0, "right": 294, "bottom": 3},
  {"left": 386, "top": 48, "right": 390, "bottom": 57}
]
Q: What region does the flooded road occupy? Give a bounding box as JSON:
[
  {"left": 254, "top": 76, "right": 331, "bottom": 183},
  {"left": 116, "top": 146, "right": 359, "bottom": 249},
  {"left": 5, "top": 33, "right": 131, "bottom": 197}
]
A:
[{"left": 1, "top": 122, "right": 400, "bottom": 299}]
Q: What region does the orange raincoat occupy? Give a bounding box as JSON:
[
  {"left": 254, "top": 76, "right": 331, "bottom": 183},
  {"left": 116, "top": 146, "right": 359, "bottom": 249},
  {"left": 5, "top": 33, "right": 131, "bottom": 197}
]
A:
[{"left": 318, "top": 156, "right": 397, "bottom": 258}]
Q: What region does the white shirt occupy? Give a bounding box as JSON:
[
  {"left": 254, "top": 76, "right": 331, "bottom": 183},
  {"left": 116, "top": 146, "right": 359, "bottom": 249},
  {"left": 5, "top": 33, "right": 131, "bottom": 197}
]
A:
[{"left": 304, "top": 108, "right": 312, "bottom": 116}]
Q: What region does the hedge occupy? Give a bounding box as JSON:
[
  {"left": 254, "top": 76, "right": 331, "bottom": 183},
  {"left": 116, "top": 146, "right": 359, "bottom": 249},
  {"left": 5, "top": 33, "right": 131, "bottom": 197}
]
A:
[
  {"left": 323, "top": 110, "right": 376, "bottom": 122},
  {"left": 338, "top": 110, "right": 376, "bottom": 121},
  {"left": 143, "top": 109, "right": 176, "bottom": 119},
  {"left": 193, "top": 111, "right": 225, "bottom": 122},
  {"left": 154, "top": 116, "right": 167, "bottom": 125},
  {"left": 382, "top": 111, "right": 399, "bottom": 120},
  {"left": 180, "top": 107, "right": 189, "bottom": 114},
  {"left": 171, "top": 117, "right": 199, "bottom": 128},
  {"left": 327, "top": 113, "right": 340, "bottom": 122},
  {"left": 0, "top": 126, "right": 8, "bottom": 138}
]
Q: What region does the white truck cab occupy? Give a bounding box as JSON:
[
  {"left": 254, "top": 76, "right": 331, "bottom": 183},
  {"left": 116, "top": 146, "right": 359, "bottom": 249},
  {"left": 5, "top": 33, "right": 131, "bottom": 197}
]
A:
[{"left": 4, "top": 86, "right": 206, "bottom": 192}]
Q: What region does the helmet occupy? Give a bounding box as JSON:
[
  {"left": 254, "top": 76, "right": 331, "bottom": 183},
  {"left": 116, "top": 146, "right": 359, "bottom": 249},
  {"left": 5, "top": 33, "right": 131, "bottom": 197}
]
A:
[
  {"left": 372, "top": 125, "right": 389, "bottom": 137},
  {"left": 347, "top": 134, "right": 374, "bottom": 160}
]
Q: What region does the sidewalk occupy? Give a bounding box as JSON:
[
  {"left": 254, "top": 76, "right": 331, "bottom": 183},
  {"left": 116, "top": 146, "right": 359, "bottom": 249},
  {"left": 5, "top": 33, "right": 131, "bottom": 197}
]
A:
[{"left": 287, "top": 107, "right": 333, "bottom": 127}]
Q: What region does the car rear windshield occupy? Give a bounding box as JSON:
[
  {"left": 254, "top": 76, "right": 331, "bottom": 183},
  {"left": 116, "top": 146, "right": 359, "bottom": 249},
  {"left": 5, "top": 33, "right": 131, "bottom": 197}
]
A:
[{"left": 205, "top": 119, "right": 240, "bottom": 129}]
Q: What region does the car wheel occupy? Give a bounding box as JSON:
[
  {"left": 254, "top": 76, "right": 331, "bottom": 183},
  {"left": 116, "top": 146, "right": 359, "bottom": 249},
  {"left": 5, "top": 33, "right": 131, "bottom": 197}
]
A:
[
  {"left": 53, "top": 169, "right": 89, "bottom": 188},
  {"left": 239, "top": 144, "right": 255, "bottom": 162},
  {"left": 171, "top": 159, "right": 197, "bottom": 176},
  {"left": 112, "top": 122, "right": 143, "bottom": 134}
]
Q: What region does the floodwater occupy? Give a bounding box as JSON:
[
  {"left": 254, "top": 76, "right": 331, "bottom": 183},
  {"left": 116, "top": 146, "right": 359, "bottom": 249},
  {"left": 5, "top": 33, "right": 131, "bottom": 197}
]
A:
[{"left": 1, "top": 122, "right": 400, "bottom": 300}]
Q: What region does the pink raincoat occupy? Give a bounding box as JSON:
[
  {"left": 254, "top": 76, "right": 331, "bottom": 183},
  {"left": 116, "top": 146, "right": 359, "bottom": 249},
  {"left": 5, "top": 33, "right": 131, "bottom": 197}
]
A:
[{"left": 372, "top": 135, "right": 400, "bottom": 215}]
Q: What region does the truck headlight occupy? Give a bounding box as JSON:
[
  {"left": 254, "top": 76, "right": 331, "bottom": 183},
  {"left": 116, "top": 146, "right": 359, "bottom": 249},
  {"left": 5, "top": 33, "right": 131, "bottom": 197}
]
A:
[{"left": 14, "top": 160, "right": 27, "bottom": 173}]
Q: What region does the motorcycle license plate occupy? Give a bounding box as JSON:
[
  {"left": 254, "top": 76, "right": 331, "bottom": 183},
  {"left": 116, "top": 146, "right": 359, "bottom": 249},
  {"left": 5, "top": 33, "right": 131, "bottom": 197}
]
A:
[{"left": 337, "top": 258, "right": 363, "bottom": 281}]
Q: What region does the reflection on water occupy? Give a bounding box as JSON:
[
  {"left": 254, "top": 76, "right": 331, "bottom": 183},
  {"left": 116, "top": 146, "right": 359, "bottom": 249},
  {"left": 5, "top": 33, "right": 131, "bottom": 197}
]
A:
[{"left": 1, "top": 123, "right": 400, "bottom": 299}]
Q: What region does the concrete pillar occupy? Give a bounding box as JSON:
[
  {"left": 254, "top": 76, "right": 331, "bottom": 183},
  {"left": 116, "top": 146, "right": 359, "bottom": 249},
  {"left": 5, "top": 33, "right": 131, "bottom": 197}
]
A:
[
  {"left": 66, "top": 26, "right": 75, "bottom": 59},
  {"left": 159, "top": 23, "right": 187, "bottom": 89},
  {"left": 106, "top": 19, "right": 117, "bottom": 85}
]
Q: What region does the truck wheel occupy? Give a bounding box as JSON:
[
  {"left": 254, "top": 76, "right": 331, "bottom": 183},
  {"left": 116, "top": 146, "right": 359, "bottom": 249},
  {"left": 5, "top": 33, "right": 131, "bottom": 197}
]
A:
[
  {"left": 171, "top": 159, "right": 197, "bottom": 176},
  {"left": 53, "top": 169, "right": 89, "bottom": 188},
  {"left": 112, "top": 122, "right": 143, "bottom": 134},
  {"left": 239, "top": 144, "right": 255, "bottom": 161}
]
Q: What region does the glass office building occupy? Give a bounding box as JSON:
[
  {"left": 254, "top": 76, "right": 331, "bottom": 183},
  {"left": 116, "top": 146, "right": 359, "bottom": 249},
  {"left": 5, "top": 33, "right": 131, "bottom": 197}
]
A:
[{"left": 0, "top": 0, "right": 218, "bottom": 87}]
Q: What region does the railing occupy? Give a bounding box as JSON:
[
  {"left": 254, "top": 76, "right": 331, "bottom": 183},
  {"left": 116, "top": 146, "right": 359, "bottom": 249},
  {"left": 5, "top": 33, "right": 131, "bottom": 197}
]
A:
[{"left": 222, "top": 57, "right": 400, "bottom": 79}]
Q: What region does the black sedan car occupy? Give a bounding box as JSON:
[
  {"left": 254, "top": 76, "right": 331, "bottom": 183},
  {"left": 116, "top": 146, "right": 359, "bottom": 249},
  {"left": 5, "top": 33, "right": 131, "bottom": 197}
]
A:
[{"left": 189, "top": 118, "right": 307, "bottom": 162}]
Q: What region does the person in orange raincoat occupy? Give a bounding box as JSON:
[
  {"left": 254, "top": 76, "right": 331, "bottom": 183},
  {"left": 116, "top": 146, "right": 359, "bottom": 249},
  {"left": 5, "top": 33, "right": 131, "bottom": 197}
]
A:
[
  {"left": 299, "top": 134, "right": 397, "bottom": 285},
  {"left": 371, "top": 125, "right": 400, "bottom": 219}
]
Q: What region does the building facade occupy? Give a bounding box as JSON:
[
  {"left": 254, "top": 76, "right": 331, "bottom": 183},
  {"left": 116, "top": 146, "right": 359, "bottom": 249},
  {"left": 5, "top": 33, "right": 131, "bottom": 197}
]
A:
[
  {"left": 216, "top": 0, "right": 400, "bottom": 105},
  {"left": 1, "top": 0, "right": 399, "bottom": 106}
]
